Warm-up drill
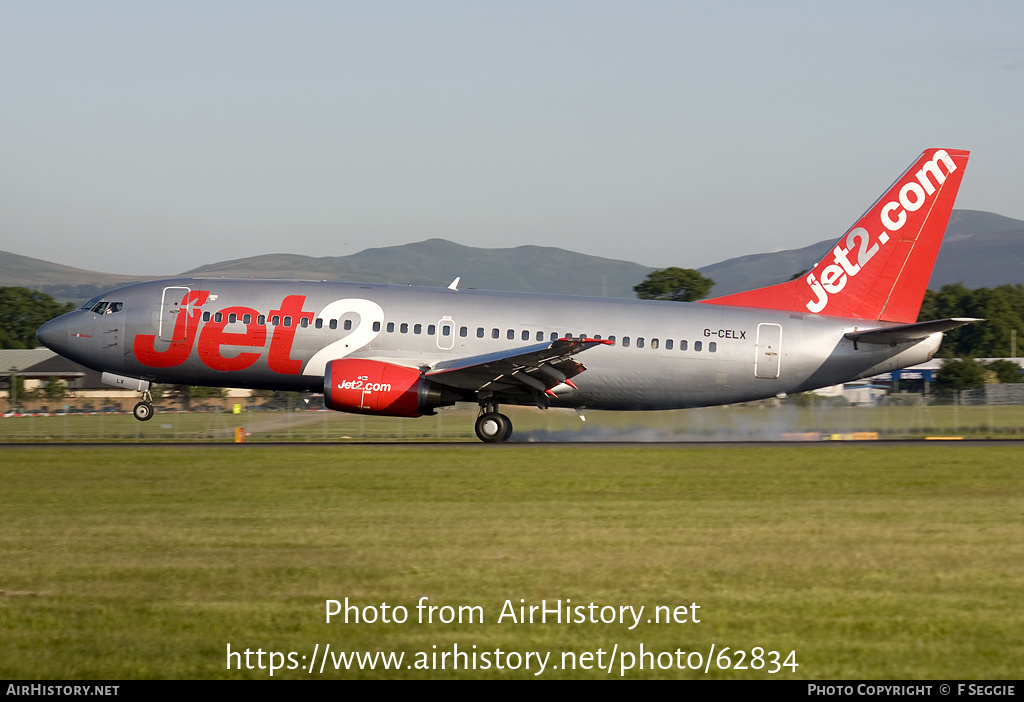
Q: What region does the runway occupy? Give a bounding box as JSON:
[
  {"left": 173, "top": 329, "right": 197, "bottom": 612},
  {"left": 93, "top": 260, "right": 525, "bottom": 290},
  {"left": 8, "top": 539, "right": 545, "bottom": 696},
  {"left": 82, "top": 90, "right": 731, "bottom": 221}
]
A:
[{"left": 4, "top": 439, "right": 1024, "bottom": 448}]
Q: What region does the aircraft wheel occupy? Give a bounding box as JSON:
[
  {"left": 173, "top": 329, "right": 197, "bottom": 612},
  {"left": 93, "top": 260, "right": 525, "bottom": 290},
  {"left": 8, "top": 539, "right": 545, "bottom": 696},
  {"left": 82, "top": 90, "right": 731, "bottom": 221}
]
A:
[
  {"left": 475, "top": 412, "right": 512, "bottom": 443},
  {"left": 133, "top": 402, "right": 154, "bottom": 422},
  {"left": 497, "top": 413, "right": 512, "bottom": 442}
]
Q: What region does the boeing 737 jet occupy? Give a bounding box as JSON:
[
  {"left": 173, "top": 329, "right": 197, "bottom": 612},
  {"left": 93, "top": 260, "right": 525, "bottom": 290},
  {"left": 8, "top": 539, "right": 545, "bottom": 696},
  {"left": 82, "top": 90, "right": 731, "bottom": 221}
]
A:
[{"left": 37, "top": 148, "right": 977, "bottom": 441}]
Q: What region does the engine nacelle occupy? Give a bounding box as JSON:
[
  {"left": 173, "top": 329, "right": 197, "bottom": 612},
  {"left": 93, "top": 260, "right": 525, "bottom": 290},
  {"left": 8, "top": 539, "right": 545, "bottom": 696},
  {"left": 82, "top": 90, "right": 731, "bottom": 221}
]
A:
[{"left": 323, "top": 359, "right": 455, "bottom": 417}]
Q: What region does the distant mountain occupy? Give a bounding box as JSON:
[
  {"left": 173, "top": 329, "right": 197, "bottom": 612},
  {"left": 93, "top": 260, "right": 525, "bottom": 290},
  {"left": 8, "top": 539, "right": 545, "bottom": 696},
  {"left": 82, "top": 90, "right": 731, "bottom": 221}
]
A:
[
  {"left": 698, "top": 210, "right": 1024, "bottom": 296},
  {"left": 0, "top": 250, "right": 148, "bottom": 303},
  {"left": 183, "top": 238, "right": 651, "bottom": 298},
  {"left": 2, "top": 209, "right": 1021, "bottom": 304}
]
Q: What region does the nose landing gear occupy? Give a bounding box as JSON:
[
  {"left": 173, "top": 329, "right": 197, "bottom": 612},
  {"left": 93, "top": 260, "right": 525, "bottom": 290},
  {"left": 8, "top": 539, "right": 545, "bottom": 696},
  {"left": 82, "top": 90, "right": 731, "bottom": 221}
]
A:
[{"left": 133, "top": 389, "right": 154, "bottom": 422}]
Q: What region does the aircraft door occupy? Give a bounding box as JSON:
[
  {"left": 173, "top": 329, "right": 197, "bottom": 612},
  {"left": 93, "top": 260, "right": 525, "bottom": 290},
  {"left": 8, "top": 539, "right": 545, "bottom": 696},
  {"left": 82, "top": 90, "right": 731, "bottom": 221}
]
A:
[
  {"left": 436, "top": 317, "right": 455, "bottom": 350},
  {"left": 755, "top": 323, "right": 782, "bottom": 379},
  {"left": 159, "top": 286, "right": 191, "bottom": 343}
]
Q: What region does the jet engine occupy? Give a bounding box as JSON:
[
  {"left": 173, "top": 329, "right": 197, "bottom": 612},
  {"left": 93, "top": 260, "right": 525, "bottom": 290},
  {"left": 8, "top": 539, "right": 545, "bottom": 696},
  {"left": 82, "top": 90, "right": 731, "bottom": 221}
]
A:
[{"left": 323, "top": 359, "right": 457, "bottom": 417}]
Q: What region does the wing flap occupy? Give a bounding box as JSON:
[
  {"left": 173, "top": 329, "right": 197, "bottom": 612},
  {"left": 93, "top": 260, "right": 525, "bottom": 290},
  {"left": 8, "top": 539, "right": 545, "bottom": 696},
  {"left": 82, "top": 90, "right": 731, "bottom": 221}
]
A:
[{"left": 426, "top": 337, "right": 612, "bottom": 396}]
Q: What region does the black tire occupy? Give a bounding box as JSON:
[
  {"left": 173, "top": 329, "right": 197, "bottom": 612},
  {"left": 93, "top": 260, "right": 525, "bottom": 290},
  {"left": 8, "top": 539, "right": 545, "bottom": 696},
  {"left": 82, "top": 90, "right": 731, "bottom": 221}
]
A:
[
  {"left": 475, "top": 412, "right": 512, "bottom": 443},
  {"left": 133, "top": 402, "right": 154, "bottom": 422}
]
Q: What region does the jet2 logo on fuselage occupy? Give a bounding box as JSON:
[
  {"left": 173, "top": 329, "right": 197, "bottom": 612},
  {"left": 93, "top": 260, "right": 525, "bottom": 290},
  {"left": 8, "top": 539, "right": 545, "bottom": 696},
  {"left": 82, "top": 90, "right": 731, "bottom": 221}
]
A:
[{"left": 133, "top": 293, "right": 382, "bottom": 374}]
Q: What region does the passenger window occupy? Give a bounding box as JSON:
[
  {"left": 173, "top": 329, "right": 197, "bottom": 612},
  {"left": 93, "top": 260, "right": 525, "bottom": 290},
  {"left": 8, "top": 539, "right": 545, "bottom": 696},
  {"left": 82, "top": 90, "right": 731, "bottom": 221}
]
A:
[
  {"left": 550, "top": 332, "right": 559, "bottom": 341},
  {"left": 400, "top": 323, "right": 408, "bottom": 333},
  {"left": 536, "top": 331, "right": 543, "bottom": 341},
  {"left": 651, "top": 338, "right": 659, "bottom": 349},
  {"left": 623, "top": 337, "right": 631, "bottom": 348},
  {"left": 372, "top": 321, "right": 381, "bottom": 332},
  {"left": 507, "top": 329, "right": 514, "bottom": 340},
  {"left": 680, "top": 340, "right": 687, "bottom": 351},
  {"left": 243, "top": 314, "right": 252, "bottom": 325},
  {"left": 521, "top": 330, "right": 530, "bottom": 341},
  {"left": 608, "top": 335, "right": 616, "bottom": 343},
  {"left": 460, "top": 326, "right": 468, "bottom": 337},
  {"left": 329, "top": 319, "right": 338, "bottom": 330},
  {"left": 344, "top": 320, "right": 352, "bottom": 331},
  {"left": 441, "top": 324, "right": 452, "bottom": 337},
  {"left": 666, "top": 339, "right": 673, "bottom": 350},
  {"left": 477, "top": 327, "right": 485, "bottom": 338},
  {"left": 637, "top": 337, "right": 645, "bottom": 348},
  {"left": 492, "top": 328, "right": 500, "bottom": 339},
  {"left": 386, "top": 322, "right": 395, "bottom": 333},
  {"left": 709, "top": 342, "right": 717, "bottom": 352},
  {"left": 414, "top": 324, "right": 422, "bottom": 334},
  {"left": 695, "top": 341, "right": 702, "bottom": 352},
  {"left": 203, "top": 312, "right": 211, "bottom": 322},
  {"left": 315, "top": 319, "right": 323, "bottom": 329},
  {"left": 215, "top": 312, "right": 223, "bottom": 323},
  {"left": 258, "top": 315, "right": 266, "bottom": 325},
  {"left": 284, "top": 316, "right": 292, "bottom": 327},
  {"left": 428, "top": 325, "right": 436, "bottom": 335}
]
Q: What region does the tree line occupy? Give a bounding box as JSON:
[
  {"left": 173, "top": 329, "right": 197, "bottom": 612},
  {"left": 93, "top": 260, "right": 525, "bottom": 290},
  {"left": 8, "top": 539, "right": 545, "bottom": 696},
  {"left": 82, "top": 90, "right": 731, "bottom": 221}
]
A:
[
  {"left": 918, "top": 283, "right": 1024, "bottom": 358},
  {"left": 0, "top": 287, "right": 75, "bottom": 349}
]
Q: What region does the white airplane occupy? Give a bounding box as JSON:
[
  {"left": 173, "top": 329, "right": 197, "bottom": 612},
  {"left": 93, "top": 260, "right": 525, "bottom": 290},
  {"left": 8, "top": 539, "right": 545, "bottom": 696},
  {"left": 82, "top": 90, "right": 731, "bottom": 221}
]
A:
[{"left": 37, "top": 148, "right": 977, "bottom": 441}]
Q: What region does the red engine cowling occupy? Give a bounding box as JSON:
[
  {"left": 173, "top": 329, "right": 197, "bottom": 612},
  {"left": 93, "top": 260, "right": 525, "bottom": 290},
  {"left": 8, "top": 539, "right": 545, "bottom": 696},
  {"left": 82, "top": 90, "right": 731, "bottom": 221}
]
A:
[{"left": 324, "top": 359, "right": 449, "bottom": 417}]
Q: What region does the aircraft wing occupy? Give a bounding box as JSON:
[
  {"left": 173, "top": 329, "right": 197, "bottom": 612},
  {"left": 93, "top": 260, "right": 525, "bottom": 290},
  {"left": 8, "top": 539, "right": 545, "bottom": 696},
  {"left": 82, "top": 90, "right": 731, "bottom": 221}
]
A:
[
  {"left": 844, "top": 318, "right": 982, "bottom": 345},
  {"left": 425, "top": 337, "right": 613, "bottom": 397}
]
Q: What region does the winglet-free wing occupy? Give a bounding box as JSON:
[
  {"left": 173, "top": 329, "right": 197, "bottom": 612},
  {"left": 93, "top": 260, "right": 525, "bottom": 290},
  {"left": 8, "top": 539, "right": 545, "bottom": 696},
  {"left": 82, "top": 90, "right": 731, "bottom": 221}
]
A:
[{"left": 426, "top": 337, "right": 613, "bottom": 399}]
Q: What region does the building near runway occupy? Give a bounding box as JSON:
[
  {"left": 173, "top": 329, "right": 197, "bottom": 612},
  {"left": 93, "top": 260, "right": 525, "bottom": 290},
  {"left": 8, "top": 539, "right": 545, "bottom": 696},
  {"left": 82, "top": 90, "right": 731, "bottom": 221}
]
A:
[{"left": 0, "top": 349, "right": 248, "bottom": 414}]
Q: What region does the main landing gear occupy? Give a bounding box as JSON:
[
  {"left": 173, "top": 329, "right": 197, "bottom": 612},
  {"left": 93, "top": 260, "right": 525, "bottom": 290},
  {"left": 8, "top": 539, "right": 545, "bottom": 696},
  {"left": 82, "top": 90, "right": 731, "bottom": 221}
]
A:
[
  {"left": 133, "top": 389, "right": 154, "bottom": 422},
  {"left": 475, "top": 402, "right": 512, "bottom": 443}
]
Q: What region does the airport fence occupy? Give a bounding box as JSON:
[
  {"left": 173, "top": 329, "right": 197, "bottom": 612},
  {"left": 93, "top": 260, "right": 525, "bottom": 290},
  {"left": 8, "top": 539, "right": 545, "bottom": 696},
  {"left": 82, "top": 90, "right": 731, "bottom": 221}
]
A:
[{"left": 2, "top": 398, "right": 1024, "bottom": 442}]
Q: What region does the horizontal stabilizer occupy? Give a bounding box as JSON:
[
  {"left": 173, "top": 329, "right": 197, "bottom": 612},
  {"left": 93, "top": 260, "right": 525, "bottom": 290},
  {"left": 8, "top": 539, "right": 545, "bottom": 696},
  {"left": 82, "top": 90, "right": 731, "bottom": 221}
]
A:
[{"left": 844, "top": 318, "right": 982, "bottom": 345}]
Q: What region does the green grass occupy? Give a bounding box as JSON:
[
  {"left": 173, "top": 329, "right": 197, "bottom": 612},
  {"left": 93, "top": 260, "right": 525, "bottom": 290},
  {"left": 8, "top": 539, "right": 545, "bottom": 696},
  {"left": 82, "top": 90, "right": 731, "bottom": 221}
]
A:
[{"left": 1, "top": 445, "right": 1021, "bottom": 678}]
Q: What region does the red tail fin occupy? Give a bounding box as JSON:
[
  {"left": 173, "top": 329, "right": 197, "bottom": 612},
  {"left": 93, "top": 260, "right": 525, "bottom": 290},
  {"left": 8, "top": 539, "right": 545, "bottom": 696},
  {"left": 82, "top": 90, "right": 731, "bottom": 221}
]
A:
[{"left": 703, "top": 148, "right": 970, "bottom": 323}]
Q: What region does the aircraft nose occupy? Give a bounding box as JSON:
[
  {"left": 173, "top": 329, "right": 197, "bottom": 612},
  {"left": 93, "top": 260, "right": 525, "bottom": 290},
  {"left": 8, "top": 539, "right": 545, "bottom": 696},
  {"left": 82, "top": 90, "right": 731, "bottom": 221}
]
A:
[{"left": 37, "top": 314, "right": 74, "bottom": 354}]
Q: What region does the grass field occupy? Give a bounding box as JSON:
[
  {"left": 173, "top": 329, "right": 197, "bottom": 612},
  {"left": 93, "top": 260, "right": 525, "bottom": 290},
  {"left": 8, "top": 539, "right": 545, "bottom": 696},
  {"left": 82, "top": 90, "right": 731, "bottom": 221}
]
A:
[{"left": 1, "top": 444, "right": 1021, "bottom": 679}]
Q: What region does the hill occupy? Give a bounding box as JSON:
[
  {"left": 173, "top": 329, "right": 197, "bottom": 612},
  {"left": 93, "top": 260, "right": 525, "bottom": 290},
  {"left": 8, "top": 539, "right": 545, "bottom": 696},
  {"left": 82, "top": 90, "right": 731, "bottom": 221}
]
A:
[
  {"left": 0, "top": 250, "right": 149, "bottom": 303},
  {"left": 2, "top": 209, "right": 1021, "bottom": 303},
  {"left": 698, "top": 210, "right": 1024, "bottom": 296},
  {"left": 182, "top": 238, "right": 651, "bottom": 298}
]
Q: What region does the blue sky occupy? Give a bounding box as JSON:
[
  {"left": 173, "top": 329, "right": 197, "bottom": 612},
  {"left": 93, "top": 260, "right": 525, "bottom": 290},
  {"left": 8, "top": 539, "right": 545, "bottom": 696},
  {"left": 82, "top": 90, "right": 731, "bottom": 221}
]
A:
[{"left": 3, "top": 1, "right": 1022, "bottom": 277}]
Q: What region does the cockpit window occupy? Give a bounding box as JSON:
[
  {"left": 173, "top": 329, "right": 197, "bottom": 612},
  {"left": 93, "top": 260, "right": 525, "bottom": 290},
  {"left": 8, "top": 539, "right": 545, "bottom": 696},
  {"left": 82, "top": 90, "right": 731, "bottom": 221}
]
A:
[{"left": 86, "top": 300, "right": 123, "bottom": 314}]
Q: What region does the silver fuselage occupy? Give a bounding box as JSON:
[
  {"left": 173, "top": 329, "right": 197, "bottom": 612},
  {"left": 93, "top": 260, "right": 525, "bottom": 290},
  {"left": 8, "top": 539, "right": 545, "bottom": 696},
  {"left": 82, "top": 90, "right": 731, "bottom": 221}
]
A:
[{"left": 37, "top": 278, "right": 940, "bottom": 411}]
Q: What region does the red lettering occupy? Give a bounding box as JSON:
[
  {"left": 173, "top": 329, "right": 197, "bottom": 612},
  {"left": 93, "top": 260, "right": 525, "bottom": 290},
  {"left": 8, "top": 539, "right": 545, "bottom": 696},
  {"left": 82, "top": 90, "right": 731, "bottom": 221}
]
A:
[
  {"left": 134, "top": 291, "right": 313, "bottom": 374},
  {"left": 267, "top": 295, "right": 315, "bottom": 374},
  {"left": 133, "top": 291, "right": 209, "bottom": 368},
  {"left": 197, "top": 306, "right": 266, "bottom": 371}
]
